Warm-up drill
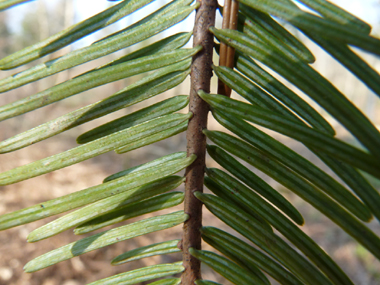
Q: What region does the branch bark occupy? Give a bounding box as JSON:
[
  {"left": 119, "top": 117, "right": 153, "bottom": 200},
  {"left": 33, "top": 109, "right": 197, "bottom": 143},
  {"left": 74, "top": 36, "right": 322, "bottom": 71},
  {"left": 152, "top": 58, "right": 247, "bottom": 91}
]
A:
[{"left": 181, "top": 0, "right": 217, "bottom": 283}]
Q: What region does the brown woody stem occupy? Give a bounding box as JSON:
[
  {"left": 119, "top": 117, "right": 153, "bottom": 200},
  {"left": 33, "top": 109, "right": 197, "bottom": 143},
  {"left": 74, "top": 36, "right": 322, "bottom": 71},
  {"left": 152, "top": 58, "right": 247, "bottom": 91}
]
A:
[
  {"left": 181, "top": 0, "right": 217, "bottom": 283},
  {"left": 218, "top": 0, "right": 231, "bottom": 96},
  {"left": 226, "top": 0, "right": 239, "bottom": 68},
  {"left": 218, "top": 0, "right": 239, "bottom": 97}
]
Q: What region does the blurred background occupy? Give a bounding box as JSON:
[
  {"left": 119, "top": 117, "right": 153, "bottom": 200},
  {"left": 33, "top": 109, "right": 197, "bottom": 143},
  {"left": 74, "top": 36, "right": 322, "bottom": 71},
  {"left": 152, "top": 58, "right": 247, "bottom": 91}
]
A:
[{"left": 0, "top": 0, "right": 379, "bottom": 284}]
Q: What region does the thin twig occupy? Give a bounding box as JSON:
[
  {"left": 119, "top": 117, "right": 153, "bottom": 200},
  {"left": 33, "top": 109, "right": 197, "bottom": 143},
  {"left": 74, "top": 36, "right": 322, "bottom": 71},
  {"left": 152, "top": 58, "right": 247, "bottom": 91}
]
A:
[
  {"left": 181, "top": 0, "right": 217, "bottom": 283},
  {"left": 218, "top": 0, "right": 231, "bottom": 96},
  {"left": 218, "top": 0, "right": 239, "bottom": 97},
  {"left": 226, "top": 0, "right": 239, "bottom": 69}
]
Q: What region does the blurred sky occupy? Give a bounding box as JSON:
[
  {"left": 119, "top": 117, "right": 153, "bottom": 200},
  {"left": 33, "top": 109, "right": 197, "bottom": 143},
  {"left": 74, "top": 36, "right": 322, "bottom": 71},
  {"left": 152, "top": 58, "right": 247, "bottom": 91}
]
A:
[{"left": 5, "top": 0, "right": 195, "bottom": 47}]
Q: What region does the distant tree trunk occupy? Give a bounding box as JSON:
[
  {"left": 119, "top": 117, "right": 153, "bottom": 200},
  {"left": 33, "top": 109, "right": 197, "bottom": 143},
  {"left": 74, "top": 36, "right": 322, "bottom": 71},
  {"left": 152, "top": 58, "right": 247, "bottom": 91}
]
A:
[
  {"left": 54, "top": 0, "right": 74, "bottom": 85},
  {"left": 0, "top": 13, "right": 11, "bottom": 58}
]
